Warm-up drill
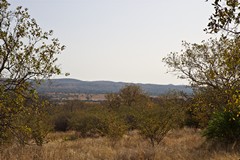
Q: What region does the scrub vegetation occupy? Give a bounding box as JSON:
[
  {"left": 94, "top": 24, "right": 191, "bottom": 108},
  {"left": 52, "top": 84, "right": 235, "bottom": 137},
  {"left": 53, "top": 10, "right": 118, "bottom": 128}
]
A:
[{"left": 1, "top": 0, "right": 240, "bottom": 159}]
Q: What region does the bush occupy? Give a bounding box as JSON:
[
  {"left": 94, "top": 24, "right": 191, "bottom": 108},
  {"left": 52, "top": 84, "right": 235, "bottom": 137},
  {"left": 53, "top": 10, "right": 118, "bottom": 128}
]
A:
[
  {"left": 69, "top": 109, "right": 128, "bottom": 141},
  {"left": 0, "top": 99, "right": 52, "bottom": 146},
  {"left": 184, "top": 109, "right": 200, "bottom": 128},
  {"left": 203, "top": 109, "right": 240, "bottom": 147},
  {"left": 104, "top": 111, "right": 127, "bottom": 142},
  {"left": 70, "top": 112, "right": 108, "bottom": 137},
  {"left": 117, "top": 106, "right": 139, "bottom": 131},
  {"left": 53, "top": 113, "right": 71, "bottom": 132},
  {"left": 203, "top": 103, "right": 240, "bottom": 150},
  {"left": 135, "top": 104, "right": 183, "bottom": 147}
]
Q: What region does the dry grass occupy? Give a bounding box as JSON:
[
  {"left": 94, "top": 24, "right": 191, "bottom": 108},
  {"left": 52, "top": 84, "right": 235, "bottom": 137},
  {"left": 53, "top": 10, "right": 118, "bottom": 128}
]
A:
[{"left": 1, "top": 128, "right": 239, "bottom": 160}]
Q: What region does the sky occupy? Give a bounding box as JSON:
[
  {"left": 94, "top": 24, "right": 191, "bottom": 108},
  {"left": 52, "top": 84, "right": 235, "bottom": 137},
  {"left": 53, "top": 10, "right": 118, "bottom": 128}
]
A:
[{"left": 9, "top": 0, "right": 215, "bottom": 85}]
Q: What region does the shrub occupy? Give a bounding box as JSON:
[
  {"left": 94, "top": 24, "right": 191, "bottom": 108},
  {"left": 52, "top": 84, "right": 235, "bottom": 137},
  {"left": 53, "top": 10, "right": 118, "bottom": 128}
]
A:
[
  {"left": 70, "top": 112, "right": 108, "bottom": 137},
  {"left": 203, "top": 109, "right": 240, "bottom": 147},
  {"left": 104, "top": 111, "right": 127, "bottom": 142},
  {"left": 105, "top": 93, "right": 121, "bottom": 109},
  {"left": 0, "top": 99, "right": 52, "bottom": 146},
  {"left": 53, "top": 113, "right": 71, "bottom": 132},
  {"left": 184, "top": 109, "right": 200, "bottom": 128},
  {"left": 135, "top": 104, "right": 183, "bottom": 147},
  {"left": 117, "top": 106, "right": 139, "bottom": 131}
]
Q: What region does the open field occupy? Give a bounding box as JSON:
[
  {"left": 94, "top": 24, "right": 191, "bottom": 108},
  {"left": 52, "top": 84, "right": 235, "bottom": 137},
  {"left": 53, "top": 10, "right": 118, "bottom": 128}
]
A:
[{"left": 1, "top": 128, "right": 239, "bottom": 160}]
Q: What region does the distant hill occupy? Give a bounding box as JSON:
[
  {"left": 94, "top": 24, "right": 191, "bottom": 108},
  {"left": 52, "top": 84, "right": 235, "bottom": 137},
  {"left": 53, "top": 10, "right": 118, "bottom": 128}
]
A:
[{"left": 36, "top": 78, "right": 192, "bottom": 96}]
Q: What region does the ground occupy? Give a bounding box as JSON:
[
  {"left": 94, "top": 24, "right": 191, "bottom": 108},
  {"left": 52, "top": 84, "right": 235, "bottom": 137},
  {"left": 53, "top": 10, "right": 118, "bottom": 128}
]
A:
[{"left": 1, "top": 128, "right": 239, "bottom": 160}]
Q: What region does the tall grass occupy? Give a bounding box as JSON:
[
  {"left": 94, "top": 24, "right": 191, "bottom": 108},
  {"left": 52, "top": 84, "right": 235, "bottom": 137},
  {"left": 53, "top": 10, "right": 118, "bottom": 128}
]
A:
[{"left": 1, "top": 128, "right": 239, "bottom": 160}]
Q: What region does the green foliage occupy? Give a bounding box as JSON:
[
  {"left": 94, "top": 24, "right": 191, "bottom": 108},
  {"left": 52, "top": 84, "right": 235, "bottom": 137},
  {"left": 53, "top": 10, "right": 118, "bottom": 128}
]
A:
[
  {"left": 53, "top": 112, "right": 71, "bottom": 132},
  {"left": 191, "top": 87, "right": 229, "bottom": 127},
  {"left": 0, "top": 0, "right": 64, "bottom": 145},
  {"left": 135, "top": 102, "right": 185, "bottom": 147},
  {"left": 0, "top": 94, "right": 52, "bottom": 146},
  {"left": 163, "top": 37, "right": 240, "bottom": 91},
  {"left": 50, "top": 86, "right": 187, "bottom": 147},
  {"left": 163, "top": 36, "right": 240, "bottom": 126},
  {"left": 105, "top": 85, "right": 153, "bottom": 131},
  {"left": 203, "top": 108, "right": 240, "bottom": 146},
  {"left": 160, "top": 0, "right": 240, "bottom": 148},
  {"left": 135, "top": 107, "right": 165, "bottom": 147},
  {"left": 184, "top": 110, "right": 200, "bottom": 128},
  {"left": 119, "top": 85, "right": 149, "bottom": 107},
  {"left": 163, "top": 31, "right": 240, "bottom": 146},
  {"left": 105, "top": 87, "right": 186, "bottom": 147},
  {"left": 105, "top": 84, "right": 149, "bottom": 108},
  {"left": 105, "top": 93, "right": 121, "bottom": 109},
  {"left": 206, "top": 0, "right": 240, "bottom": 35},
  {"left": 103, "top": 111, "right": 127, "bottom": 142},
  {"left": 69, "top": 108, "right": 127, "bottom": 140},
  {"left": 70, "top": 111, "right": 108, "bottom": 138},
  {"left": 120, "top": 107, "right": 139, "bottom": 130}
]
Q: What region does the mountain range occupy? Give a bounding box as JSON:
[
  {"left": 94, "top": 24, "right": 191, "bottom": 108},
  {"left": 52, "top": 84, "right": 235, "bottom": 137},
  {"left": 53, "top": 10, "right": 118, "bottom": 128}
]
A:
[{"left": 36, "top": 78, "right": 192, "bottom": 96}]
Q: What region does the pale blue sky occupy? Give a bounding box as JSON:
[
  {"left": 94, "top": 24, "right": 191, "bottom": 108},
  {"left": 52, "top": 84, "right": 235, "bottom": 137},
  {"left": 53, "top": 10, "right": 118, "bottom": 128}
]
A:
[{"left": 9, "top": 0, "right": 214, "bottom": 84}]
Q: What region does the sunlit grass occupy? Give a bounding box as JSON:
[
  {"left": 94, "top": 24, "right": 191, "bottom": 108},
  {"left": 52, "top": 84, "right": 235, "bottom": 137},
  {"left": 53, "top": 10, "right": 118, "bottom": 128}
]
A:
[{"left": 1, "top": 128, "right": 239, "bottom": 160}]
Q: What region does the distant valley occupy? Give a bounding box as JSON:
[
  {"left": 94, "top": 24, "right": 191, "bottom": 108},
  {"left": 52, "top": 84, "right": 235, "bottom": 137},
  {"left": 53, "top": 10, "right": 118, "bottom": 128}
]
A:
[{"left": 36, "top": 79, "right": 192, "bottom": 101}]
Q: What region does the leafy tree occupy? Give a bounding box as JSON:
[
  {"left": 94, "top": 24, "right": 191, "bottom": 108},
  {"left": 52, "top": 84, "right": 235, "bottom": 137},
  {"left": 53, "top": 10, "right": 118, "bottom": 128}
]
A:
[
  {"left": 105, "top": 85, "right": 149, "bottom": 108},
  {"left": 104, "top": 85, "right": 151, "bottom": 130},
  {"left": 163, "top": 37, "right": 240, "bottom": 91},
  {"left": 119, "top": 84, "right": 149, "bottom": 107},
  {"left": 0, "top": 0, "right": 65, "bottom": 145},
  {"left": 105, "top": 93, "right": 121, "bottom": 109},
  {"left": 163, "top": 37, "right": 240, "bottom": 121},
  {"left": 191, "top": 87, "right": 228, "bottom": 126},
  {"left": 206, "top": 0, "right": 240, "bottom": 35},
  {"left": 135, "top": 97, "right": 185, "bottom": 147}
]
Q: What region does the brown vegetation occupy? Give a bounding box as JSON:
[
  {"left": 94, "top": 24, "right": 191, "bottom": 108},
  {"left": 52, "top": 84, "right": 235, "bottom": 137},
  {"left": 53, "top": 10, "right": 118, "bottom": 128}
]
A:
[{"left": 1, "top": 128, "right": 239, "bottom": 160}]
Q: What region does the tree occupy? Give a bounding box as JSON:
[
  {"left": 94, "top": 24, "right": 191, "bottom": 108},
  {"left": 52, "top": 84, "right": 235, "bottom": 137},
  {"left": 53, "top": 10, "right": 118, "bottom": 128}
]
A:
[
  {"left": 135, "top": 91, "right": 185, "bottom": 147},
  {"left": 191, "top": 87, "right": 228, "bottom": 126},
  {"left": 0, "top": 0, "right": 65, "bottom": 145},
  {"left": 163, "top": 37, "right": 240, "bottom": 91},
  {"left": 206, "top": 0, "right": 240, "bottom": 35},
  {"left": 105, "top": 85, "right": 149, "bottom": 108},
  {"left": 163, "top": 36, "right": 240, "bottom": 125},
  {"left": 105, "top": 93, "right": 121, "bottom": 109},
  {"left": 119, "top": 84, "right": 149, "bottom": 107}
]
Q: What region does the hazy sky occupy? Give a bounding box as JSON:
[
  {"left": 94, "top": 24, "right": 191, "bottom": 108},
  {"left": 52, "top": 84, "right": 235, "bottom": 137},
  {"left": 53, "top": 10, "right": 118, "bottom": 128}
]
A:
[{"left": 9, "top": 0, "right": 215, "bottom": 85}]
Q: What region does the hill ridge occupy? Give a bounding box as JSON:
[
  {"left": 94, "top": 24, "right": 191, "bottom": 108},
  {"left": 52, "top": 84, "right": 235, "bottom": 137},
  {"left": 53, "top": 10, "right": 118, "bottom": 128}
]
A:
[{"left": 37, "top": 78, "right": 192, "bottom": 96}]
